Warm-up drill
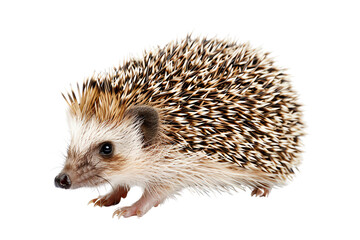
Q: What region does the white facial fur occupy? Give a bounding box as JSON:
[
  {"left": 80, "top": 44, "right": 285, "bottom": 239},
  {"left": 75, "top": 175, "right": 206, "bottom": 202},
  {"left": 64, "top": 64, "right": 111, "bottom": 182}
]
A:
[
  {"left": 68, "top": 115, "right": 144, "bottom": 161},
  {"left": 62, "top": 113, "right": 147, "bottom": 189}
]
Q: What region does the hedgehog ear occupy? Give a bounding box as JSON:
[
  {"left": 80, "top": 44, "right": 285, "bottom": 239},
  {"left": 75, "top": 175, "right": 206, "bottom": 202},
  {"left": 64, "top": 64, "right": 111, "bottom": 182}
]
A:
[{"left": 125, "top": 105, "right": 159, "bottom": 146}]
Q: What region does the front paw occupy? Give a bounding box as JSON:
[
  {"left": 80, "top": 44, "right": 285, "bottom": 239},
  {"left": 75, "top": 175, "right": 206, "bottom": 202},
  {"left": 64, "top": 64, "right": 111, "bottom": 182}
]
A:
[
  {"left": 88, "top": 195, "right": 120, "bottom": 207},
  {"left": 112, "top": 194, "right": 162, "bottom": 218},
  {"left": 251, "top": 187, "right": 271, "bottom": 197},
  {"left": 112, "top": 206, "right": 142, "bottom": 218},
  {"left": 88, "top": 186, "right": 129, "bottom": 207}
]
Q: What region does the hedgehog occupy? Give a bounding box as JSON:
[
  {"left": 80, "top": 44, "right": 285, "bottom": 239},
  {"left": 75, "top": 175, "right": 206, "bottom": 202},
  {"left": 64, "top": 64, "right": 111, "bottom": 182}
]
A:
[{"left": 54, "top": 36, "right": 304, "bottom": 218}]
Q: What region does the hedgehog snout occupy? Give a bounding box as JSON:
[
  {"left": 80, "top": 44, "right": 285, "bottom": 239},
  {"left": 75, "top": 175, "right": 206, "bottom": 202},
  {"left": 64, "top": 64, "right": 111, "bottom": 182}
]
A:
[{"left": 54, "top": 173, "right": 72, "bottom": 189}]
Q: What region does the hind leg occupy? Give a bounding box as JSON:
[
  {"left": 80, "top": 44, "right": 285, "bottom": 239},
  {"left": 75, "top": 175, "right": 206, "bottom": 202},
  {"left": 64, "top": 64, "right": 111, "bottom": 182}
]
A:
[{"left": 251, "top": 187, "right": 271, "bottom": 197}]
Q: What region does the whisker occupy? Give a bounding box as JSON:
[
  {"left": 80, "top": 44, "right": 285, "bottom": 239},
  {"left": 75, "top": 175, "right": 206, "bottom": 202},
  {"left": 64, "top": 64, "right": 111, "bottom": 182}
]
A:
[
  {"left": 95, "top": 174, "right": 115, "bottom": 192},
  {"left": 93, "top": 160, "right": 101, "bottom": 168},
  {"left": 87, "top": 178, "right": 101, "bottom": 195}
]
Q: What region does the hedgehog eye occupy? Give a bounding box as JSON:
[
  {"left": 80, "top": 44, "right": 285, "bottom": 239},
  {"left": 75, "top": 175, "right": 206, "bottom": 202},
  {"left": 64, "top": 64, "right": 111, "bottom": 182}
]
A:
[{"left": 99, "top": 142, "right": 113, "bottom": 157}]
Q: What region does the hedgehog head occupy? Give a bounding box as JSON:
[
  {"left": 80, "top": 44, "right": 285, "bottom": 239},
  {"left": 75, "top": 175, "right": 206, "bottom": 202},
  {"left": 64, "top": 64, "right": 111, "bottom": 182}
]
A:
[{"left": 55, "top": 80, "right": 160, "bottom": 189}]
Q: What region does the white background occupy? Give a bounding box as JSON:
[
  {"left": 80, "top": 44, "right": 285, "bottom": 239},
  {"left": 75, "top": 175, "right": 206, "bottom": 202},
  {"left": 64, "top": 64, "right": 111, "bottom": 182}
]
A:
[{"left": 1, "top": 0, "right": 359, "bottom": 239}]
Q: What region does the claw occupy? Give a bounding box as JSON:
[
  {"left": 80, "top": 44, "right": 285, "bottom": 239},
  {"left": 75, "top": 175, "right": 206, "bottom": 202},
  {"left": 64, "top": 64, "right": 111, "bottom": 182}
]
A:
[
  {"left": 88, "top": 197, "right": 104, "bottom": 207},
  {"left": 112, "top": 209, "right": 126, "bottom": 219},
  {"left": 118, "top": 211, "right": 126, "bottom": 219},
  {"left": 88, "top": 198, "right": 98, "bottom": 205},
  {"left": 94, "top": 200, "right": 102, "bottom": 207}
]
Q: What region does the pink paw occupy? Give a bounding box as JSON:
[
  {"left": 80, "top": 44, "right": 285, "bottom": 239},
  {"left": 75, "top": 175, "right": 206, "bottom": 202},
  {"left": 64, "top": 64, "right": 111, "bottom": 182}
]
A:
[
  {"left": 112, "top": 206, "right": 144, "bottom": 218},
  {"left": 112, "top": 194, "right": 162, "bottom": 218}
]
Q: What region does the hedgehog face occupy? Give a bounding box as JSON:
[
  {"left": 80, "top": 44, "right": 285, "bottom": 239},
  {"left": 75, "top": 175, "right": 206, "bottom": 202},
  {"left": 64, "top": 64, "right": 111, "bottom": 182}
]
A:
[
  {"left": 55, "top": 116, "right": 144, "bottom": 189},
  {"left": 55, "top": 105, "right": 160, "bottom": 190}
]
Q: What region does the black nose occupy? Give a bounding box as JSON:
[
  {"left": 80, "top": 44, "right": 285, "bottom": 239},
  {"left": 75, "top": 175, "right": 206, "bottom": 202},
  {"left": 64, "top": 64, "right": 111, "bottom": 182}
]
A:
[{"left": 54, "top": 173, "right": 71, "bottom": 189}]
